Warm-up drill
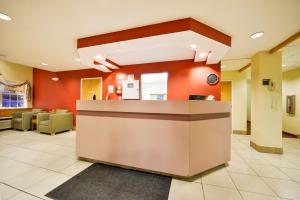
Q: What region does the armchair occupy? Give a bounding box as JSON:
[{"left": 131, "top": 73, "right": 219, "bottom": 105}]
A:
[
  {"left": 37, "top": 111, "right": 73, "bottom": 135},
  {"left": 12, "top": 112, "right": 33, "bottom": 131},
  {"left": 12, "top": 108, "right": 44, "bottom": 131}
]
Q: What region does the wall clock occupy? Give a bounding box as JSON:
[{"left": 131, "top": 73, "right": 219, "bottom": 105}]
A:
[{"left": 207, "top": 74, "right": 219, "bottom": 85}]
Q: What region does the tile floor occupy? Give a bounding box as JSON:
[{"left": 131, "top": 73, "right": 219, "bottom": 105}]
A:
[{"left": 0, "top": 130, "right": 300, "bottom": 200}]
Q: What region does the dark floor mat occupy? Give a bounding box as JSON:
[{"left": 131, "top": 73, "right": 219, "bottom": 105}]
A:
[{"left": 46, "top": 163, "right": 172, "bottom": 200}]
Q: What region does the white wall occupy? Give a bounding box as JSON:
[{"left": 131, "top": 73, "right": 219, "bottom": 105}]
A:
[
  {"left": 141, "top": 81, "right": 167, "bottom": 100},
  {"left": 221, "top": 71, "right": 248, "bottom": 132},
  {"left": 282, "top": 67, "right": 300, "bottom": 136}
]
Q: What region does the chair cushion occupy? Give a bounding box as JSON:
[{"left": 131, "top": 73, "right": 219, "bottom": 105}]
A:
[
  {"left": 39, "top": 120, "right": 50, "bottom": 126},
  {"left": 14, "top": 118, "right": 22, "bottom": 123}
]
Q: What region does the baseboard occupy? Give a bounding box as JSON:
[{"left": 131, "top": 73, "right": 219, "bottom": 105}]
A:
[
  {"left": 233, "top": 130, "right": 247, "bottom": 135},
  {"left": 250, "top": 141, "right": 283, "bottom": 154}
]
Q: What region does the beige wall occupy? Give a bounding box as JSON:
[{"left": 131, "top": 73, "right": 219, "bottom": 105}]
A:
[
  {"left": 221, "top": 70, "right": 248, "bottom": 132},
  {"left": 282, "top": 67, "right": 300, "bottom": 136},
  {"left": 0, "top": 60, "right": 33, "bottom": 108},
  {"left": 250, "top": 51, "right": 282, "bottom": 148}
]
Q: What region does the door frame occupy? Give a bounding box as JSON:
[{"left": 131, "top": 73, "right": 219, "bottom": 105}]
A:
[{"left": 80, "top": 77, "right": 103, "bottom": 100}]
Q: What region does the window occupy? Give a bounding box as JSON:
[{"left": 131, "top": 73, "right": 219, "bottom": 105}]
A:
[
  {"left": 0, "top": 84, "right": 27, "bottom": 108},
  {"left": 141, "top": 72, "right": 168, "bottom": 100}
]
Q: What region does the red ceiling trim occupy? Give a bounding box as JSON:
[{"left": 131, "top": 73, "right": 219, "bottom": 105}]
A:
[
  {"left": 77, "top": 18, "right": 231, "bottom": 49},
  {"left": 105, "top": 58, "right": 121, "bottom": 68}
]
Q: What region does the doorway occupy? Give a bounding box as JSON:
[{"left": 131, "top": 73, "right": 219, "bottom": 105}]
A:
[
  {"left": 80, "top": 78, "right": 102, "bottom": 100},
  {"left": 221, "top": 81, "right": 232, "bottom": 102}
]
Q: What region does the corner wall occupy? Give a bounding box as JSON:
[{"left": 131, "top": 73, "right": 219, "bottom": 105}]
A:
[{"left": 221, "top": 70, "right": 248, "bottom": 133}]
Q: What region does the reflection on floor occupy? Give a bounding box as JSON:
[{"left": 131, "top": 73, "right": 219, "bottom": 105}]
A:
[{"left": 0, "top": 130, "right": 300, "bottom": 200}]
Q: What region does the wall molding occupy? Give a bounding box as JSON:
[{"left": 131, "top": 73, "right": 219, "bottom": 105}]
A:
[
  {"left": 250, "top": 141, "right": 283, "bottom": 154},
  {"left": 233, "top": 130, "right": 247, "bottom": 135}
]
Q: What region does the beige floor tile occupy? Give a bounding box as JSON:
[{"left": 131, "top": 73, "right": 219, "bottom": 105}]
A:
[
  {"left": 9, "top": 191, "right": 41, "bottom": 200},
  {"left": 201, "top": 170, "right": 236, "bottom": 189},
  {"left": 226, "top": 160, "right": 256, "bottom": 175},
  {"left": 263, "top": 177, "right": 300, "bottom": 200},
  {"left": 0, "top": 162, "right": 34, "bottom": 182},
  {"left": 240, "top": 191, "right": 281, "bottom": 200},
  {"left": 168, "top": 179, "right": 204, "bottom": 200},
  {"left": 250, "top": 165, "right": 290, "bottom": 180},
  {"left": 62, "top": 160, "right": 93, "bottom": 176},
  {"left": 43, "top": 156, "right": 78, "bottom": 172},
  {"left": 0, "top": 184, "right": 20, "bottom": 200},
  {"left": 202, "top": 184, "right": 242, "bottom": 200},
  {"left": 6, "top": 167, "right": 55, "bottom": 190},
  {"left": 25, "top": 173, "right": 71, "bottom": 197},
  {"left": 229, "top": 173, "right": 276, "bottom": 196},
  {"left": 278, "top": 167, "right": 300, "bottom": 182}
]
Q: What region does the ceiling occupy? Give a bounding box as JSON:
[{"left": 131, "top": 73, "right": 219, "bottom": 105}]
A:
[
  {"left": 281, "top": 38, "right": 300, "bottom": 72},
  {"left": 78, "top": 30, "right": 230, "bottom": 72},
  {"left": 0, "top": 0, "right": 300, "bottom": 72}
]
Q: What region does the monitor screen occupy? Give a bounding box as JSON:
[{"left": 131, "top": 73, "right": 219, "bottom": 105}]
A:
[{"left": 189, "top": 95, "right": 206, "bottom": 100}]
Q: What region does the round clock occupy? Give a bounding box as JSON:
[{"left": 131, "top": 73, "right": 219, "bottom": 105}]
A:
[{"left": 207, "top": 74, "right": 219, "bottom": 85}]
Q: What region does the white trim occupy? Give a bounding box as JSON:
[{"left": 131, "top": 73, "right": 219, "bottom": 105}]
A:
[{"left": 80, "top": 77, "right": 102, "bottom": 100}]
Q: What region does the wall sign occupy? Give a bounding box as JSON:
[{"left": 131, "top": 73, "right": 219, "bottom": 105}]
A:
[{"left": 207, "top": 74, "right": 219, "bottom": 85}]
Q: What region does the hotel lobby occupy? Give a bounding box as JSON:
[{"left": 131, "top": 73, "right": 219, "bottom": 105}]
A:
[{"left": 0, "top": 1, "right": 300, "bottom": 200}]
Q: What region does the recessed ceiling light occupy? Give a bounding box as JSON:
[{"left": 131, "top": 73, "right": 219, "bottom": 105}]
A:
[
  {"left": 221, "top": 65, "right": 225, "bottom": 68},
  {"left": 74, "top": 58, "right": 80, "bottom": 62},
  {"left": 41, "top": 62, "right": 48, "bottom": 66},
  {"left": 282, "top": 64, "right": 287, "bottom": 67},
  {"left": 198, "top": 52, "right": 207, "bottom": 58},
  {"left": 190, "top": 44, "right": 197, "bottom": 49},
  {"left": 250, "top": 32, "right": 264, "bottom": 39},
  {"left": 52, "top": 77, "right": 59, "bottom": 81},
  {"left": 0, "top": 12, "right": 12, "bottom": 21}
]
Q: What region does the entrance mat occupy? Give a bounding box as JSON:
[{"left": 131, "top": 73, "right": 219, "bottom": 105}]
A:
[{"left": 46, "top": 163, "right": 172, "bottom": 200}]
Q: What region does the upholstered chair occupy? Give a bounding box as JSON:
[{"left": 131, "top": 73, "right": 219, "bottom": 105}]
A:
[
  {"left": 12, "top": 112, "right": 33, "bottom": 131},
  {"left": 37, "top": 109, "right": 73, "bottom": 135},
  {"left": 12, "top": 108, "right": 44, "bottom": 131}
]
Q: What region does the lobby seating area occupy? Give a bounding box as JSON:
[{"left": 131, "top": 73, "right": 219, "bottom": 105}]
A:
[{"left": 11, "top": 109, "right": 74, "bottom": 135}]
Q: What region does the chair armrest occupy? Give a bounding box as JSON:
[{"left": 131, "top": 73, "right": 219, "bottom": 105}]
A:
[
  {"left": 50, "top": 113, "right": 73, "bottom": 133},
  {"left": 37, "top": 113, "right": 50, "bottom": 122},
  {"left": 22, "top": 112, "right": 33, "bottom": 130},
  {"left": 12, "top": 112, "right": 22, "bottom": 119}
]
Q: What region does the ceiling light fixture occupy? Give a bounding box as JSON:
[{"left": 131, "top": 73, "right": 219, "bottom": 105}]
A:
[
  {"left": 74, "top": 58, "right": 80, "bottom": 62},
  {"left": 282, "top": 64, "right": 287, "bottom": 67},
  {"left": 190, "top": 44, "right": 197, "bottom": 49},
  {"left": 41, "top": 62, "right": 48, "bottom": 66},
  {"left": 52, "top": 77, "right": 59, "bottom": 81},
  {"left": 250, "top": 32, "right": 264, "bottom": 39},
  {"left": 0, "top": 12, "right": 12, "bottom": 21}
]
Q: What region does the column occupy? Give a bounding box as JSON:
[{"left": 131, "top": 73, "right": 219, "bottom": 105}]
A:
[{"left": 250, "top": 51, "right": 283, "bottom": 154}]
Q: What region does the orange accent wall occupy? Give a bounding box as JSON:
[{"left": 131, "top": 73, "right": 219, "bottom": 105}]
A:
[{"left": 33, "top": 60, "right": 221, "bottom": 124}]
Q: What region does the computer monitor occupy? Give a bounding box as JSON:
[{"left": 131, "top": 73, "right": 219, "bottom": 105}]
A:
[{"left": 189, "top": 95, "right": 206, "bottom": 100}]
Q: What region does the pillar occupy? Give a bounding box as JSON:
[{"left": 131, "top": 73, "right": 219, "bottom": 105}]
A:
[{"left": 250, "top": 51, "right": 283, "bottom": 154}]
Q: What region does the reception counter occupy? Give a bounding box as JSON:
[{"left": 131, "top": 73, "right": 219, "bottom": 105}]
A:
[{"left": 76, "top": 100, "right": 231, "bottom": 177}]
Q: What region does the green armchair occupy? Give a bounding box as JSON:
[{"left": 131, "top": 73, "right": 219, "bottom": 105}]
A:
[
  {"left": 12, "top": 108, "right": 43, "bottom": 131},
  {"left": 37, "top": 109, "right": 73, "bottom": 135},
  {"left": 12, "top": 112, "right": 33, "bottom": 131}
]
